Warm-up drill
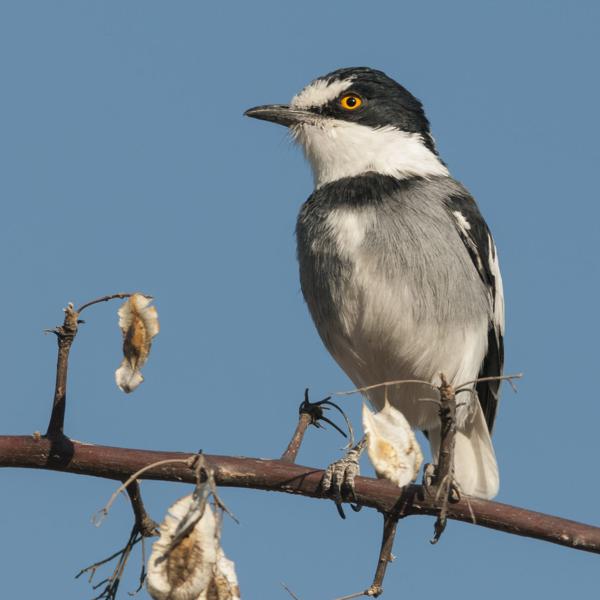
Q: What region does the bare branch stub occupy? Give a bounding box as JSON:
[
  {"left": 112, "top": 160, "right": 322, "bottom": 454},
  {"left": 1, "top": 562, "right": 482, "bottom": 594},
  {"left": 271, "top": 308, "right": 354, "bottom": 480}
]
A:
[
  {"left": 367, "top": 513, "right": 399, "bottom": 597},
  {"left": 334, "top": 512, "right": 400, "bottom": 600},
  {"left": 281, "top": 411, "right": 313, "bottom": 464},
  {"left": 45, "top": 303, "right": 80, "bottom": 439},
  {"left": 125, "top": 480, "right": 159, "bottom": 538}
]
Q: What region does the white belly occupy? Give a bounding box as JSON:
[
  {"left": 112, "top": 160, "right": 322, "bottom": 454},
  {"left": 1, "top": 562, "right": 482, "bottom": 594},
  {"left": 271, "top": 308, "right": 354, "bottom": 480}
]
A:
[{"left": 318, "top": 209, "right": 489, "bottom": 431}]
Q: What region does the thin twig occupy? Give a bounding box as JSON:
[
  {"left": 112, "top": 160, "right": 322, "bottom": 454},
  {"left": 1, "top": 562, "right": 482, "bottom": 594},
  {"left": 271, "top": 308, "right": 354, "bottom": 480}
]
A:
[
  {"left": 129, "top": 537, "right": 148, "bottom": 596},
  {"left": 334, "top": 379, "right": 440, "bottom": 397},
  {"left": 76, "top": 293, "right": 143, "bottom": 314},
  {"left": 79, "top": 479, "right": 159, "bottom": 598},
  {"left": 75, "top": 541, "right": 134, "bottom": 579},
  {"left": 335, "top": 373, "right": 523, "bottom": 401},
  {"left": 95, "top": 458, "right": 193, "bottom": 525},
  {"left": 454, "top": 372, "right": 523, "bottom": 393},
  {"left": 335, "top": 591, "right": 369, "bottom": 600},
  {"left": 76, "top": 525, "right": 143, "bottom": 600},
  {"left": 282, "top": 582, "right": 302, "bottom": 599}
]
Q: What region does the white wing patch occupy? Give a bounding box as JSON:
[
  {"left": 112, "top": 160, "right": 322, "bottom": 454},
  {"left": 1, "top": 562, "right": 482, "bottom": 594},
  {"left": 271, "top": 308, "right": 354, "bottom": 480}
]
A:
[
  {"left": 451, "top": 210, "right": 485, "bottom": 274},
  {"left": 291, "top": 77, "right": 355, "bottom": 110},
  {"left": 487, "top": 233, "right": 505, "bottom": 334},
  {"left": 453, "top": 210, "right": 471, "bottom": 232}
]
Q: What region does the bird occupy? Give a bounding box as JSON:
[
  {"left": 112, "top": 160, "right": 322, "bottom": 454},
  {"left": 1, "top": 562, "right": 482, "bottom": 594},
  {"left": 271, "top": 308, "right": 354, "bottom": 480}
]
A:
[{"left": 245, "top": 67, "right": 504, "bottom": 499}]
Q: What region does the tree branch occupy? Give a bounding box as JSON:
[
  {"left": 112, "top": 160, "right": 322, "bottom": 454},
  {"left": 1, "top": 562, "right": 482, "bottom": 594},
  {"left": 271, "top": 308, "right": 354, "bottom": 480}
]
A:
[
  {"left": 1, "top": 434, "right": 598, "bottom": 554},
  {"left": 45, "top": 303, "right": 79, "bottom": 438}
]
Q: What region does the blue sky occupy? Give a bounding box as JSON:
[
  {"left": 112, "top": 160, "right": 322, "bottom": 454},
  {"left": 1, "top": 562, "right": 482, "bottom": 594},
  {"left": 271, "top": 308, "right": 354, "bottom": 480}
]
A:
[{"left": 1, "top": 1, "right": 599, "bottom": 598}]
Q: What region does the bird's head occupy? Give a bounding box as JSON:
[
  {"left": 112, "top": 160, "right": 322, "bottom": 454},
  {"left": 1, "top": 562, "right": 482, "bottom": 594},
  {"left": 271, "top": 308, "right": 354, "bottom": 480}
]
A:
[{"left": 245, "top": 67, "right": 448, "bottom": 188}]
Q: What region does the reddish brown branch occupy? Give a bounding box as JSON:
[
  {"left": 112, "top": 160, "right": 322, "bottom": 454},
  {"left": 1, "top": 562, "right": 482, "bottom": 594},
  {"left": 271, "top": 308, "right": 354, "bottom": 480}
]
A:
[
  {"left": 368, "top": 514, "right": 399, "bottom": 597},
  {"left": 281, "top": 412, "right": 313, "bottom": 463},
  {"left": 124, "top": 481, "right": 159, "bottom": 537},
  {"left": 1, "top": 434, "right": 598, "bottom": 554},
  {"left": 45, "top": 304, "right": 80, "bottom": 438}
]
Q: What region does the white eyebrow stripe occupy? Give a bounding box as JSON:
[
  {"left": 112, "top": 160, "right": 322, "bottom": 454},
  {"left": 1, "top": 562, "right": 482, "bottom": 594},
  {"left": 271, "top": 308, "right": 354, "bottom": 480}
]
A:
[{"left": 290, "top": 77, "right": 355, "bottom": 110}]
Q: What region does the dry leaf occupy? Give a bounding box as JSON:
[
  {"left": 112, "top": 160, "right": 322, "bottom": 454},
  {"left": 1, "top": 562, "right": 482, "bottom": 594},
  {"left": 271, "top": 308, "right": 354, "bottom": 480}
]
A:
[
  {"left": 147, "top": 494, "right": 219, "bottom": 600},
  {"left": 362, "top": 402, "right": 423, "bottom": 487},
  {"left": 115, "top": 293, "right": 159, "bottom": 393}
]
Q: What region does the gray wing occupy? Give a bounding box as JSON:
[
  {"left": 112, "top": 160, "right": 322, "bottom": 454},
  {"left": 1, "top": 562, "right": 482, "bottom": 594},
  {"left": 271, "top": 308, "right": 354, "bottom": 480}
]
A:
[{"left": 444, "top": 192, "right": 504, "bottom": 432}]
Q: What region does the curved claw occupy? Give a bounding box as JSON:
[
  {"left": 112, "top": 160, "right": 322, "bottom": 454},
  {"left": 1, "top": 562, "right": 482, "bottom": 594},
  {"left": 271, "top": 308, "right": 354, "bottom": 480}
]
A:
[
  {"left": 300, "top": 389, "right": 355, "bottom": 445},
  {"left": 317, "top": 415, "right": 347, "bottom": 438}
]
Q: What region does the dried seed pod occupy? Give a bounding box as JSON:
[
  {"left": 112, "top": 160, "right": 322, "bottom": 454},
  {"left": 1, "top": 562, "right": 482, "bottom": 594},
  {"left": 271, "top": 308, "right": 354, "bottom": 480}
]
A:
[
  {"left": 362, "top": 402, "right": 423, "bottom": 487},
  {"left": 147, "top": 495, "right": 219, "bottom": 600},
  {"left": 115, "top": 293, "right": 159, "bottom": 393},
  {"left": 201, "top": 549, "right": 241, "bottom": 600}
]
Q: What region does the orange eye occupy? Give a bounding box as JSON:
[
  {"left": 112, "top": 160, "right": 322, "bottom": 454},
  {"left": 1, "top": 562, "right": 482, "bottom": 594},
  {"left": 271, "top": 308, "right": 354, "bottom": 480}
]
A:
[{"left": 339, "top": 94, "right": 363, "bottom": 111}]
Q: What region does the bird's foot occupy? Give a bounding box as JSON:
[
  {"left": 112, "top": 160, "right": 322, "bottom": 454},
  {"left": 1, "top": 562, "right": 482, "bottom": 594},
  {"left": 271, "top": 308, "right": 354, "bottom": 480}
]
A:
[
  {"left": 321, "top": 438, "right": 366, "bottom": 519},
  {"left": 426, "top": 372, "right": 460, "bottom": 543},
  {"left": 422, "top": 462, "right": 436, "bottom": 494},
  {"left": 422, "top": 462, "right": 460, "bottom": 544}
]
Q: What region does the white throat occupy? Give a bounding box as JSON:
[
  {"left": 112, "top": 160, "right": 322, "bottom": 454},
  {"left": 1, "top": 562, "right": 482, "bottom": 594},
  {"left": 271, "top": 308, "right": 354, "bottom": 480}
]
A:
[{"left": 292, "top": 120, "right": 449, "bottom": 188}]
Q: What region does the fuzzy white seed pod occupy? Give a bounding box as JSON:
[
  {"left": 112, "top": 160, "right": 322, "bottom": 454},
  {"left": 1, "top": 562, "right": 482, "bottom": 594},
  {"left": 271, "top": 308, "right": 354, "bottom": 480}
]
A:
[
  {"left": 115, "top": 293, "right": 159, "bottom": 393},
  {"left": 362, "top": 402, "right": 423, "bottom": 487},
  {"left": 198, "top": 548, "right": 241, "bottom": 600},
  {"left": 147, "top": 495, "right": 219, "bottom": 600}
]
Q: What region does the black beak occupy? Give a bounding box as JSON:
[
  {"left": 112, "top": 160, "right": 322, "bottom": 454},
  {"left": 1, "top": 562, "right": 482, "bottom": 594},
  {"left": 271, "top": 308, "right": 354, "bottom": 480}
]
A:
[{"left": 244, "top": 104, "right": 316, "bottom": 127}]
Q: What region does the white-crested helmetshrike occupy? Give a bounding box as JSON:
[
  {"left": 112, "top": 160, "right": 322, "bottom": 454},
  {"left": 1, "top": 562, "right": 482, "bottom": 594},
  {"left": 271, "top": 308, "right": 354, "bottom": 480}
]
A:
[{"left": 246, "top": 67, "right": 504, "bottom": 500}]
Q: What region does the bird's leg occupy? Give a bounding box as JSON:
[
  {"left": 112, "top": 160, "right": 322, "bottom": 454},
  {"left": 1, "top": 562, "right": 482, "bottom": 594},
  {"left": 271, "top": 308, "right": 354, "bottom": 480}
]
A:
[
  {"left": 321, "top": 437, "right": 366, "bottom": 519},
  {"left": 428, "top": 373, "right": 460, "bottom": 543},
  {"left": 280, "top": 388, "right": 349, "bottom": 464}
]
